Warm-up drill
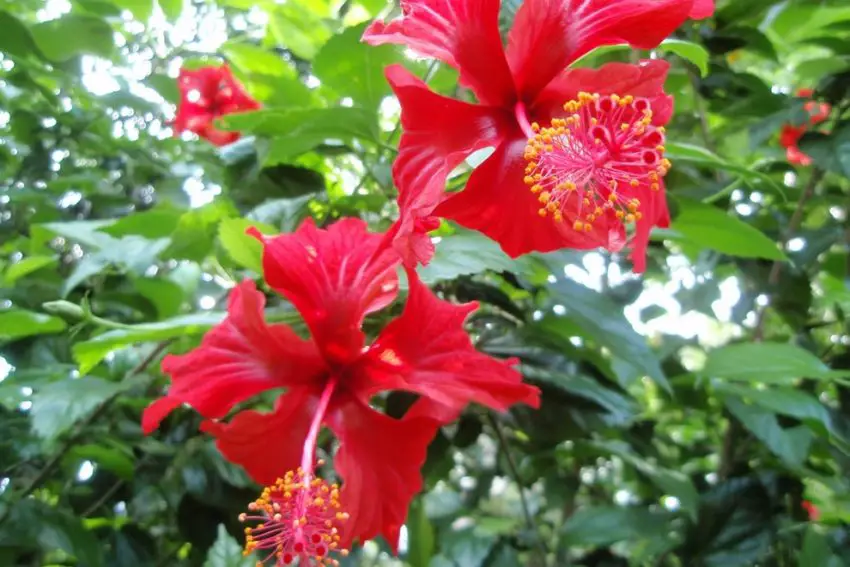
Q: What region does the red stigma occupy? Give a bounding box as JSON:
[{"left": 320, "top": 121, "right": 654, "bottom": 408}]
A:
[{"left": 522, "top": 92, "right": 670, "bottom": 231}]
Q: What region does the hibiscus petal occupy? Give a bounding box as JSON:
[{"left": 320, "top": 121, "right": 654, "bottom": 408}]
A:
[
  {"left": 385, "top": 65, "right": 511, "bottom": 266},
  {"left": 434, "top": 136, "right": 626, "bottom": 258},
  {"left": 326, "top": 394, "right": 442, "bottom": 551},
  {"left": 534, "top": 59, "right": 674, "bottom": 124},
  {"left": 142, "top": 280, "right": 325, "bottom": 434},
  {"left": 506, "top": 0, "right": 702, "bottom": 101},
  {"left": 689, "top": 0, "right": 715, "bottom": 19},
  {"left": 254, "top": 218, "right": 400, "bottom": 365},
  {"left": 362, "top": 0, "right": 515, "bottom": 106},
  {"left": 352, "top": 267, "right": 540, "bottom": 413},
  {"left": 201, "top": 387, "right": 320, "bottom": 485}
]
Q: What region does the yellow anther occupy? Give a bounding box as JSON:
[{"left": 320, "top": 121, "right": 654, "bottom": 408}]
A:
[
  {"left": 538, "top": 208, "right": 547, "bottom": 217},
  {"left": 573, "top": 220, "right": 583, "bottom": 231},
  {"left": 630, "top": 179, "right": 639, "bottom": 188},
  {"left": 626, "top": 214, "right": 635, "bottom": 223},
  {"left": 531, "top": 122, "right": 540, "bottom": 132},
  {"left": 539, "top": 191, "right": 551, "bottom": 204}
]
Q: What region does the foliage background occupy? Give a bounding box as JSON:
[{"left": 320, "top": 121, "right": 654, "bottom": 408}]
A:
[{"left": 2, "top": 0, "right": 850, "bottom": 565}]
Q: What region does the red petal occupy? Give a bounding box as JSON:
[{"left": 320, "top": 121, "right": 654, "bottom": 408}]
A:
[
  {"left": 385, "top": 65, "right": 511, "bottom": 266},
  {"left": 362, "top": 0, "right": 515, "bottom": 106},
  {"left": 533, "top": 60, "right": 674, "bottom": 125},
  {"left": 779, "top": 125, "right": 805, "bottom": 149},
  {"left": 351, "top": 267, "right": 540, "bottom": 413},
  {"left": 506, "top": 0, "right": 698, "bottom": 101},
  {"left": 434, "top": 136, "right": 626, "bottom": 258},
  {"left": 630, "top": 182, "right": 670, "bottom": 273},
  {"left": 201, "top": 387, "right": 320, "bottom": 486},
  {"left": 142, "top": 280, "right": 326, "bottom": 434},
  {"left": 326, "top": 394, "right": 441, "bottom": 551},
  {"left": 689, "top": 0, "right": 715, "bottom": 19},
  {"left": 256, "top": 218, "right": 400, "bottom": 365}
]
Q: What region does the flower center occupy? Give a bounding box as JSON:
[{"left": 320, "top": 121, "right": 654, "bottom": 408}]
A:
[
  {"left": 239, "top": 379, "right": 349, "bottom": 566},
  {"left": 240, "top": 464, "right": 349, "bottom": 566},
  {"left": 522, "top": 92, "right": 671, "bottom": 232}
]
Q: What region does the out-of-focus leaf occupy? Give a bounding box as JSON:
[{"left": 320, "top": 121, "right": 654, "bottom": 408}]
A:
[
  {"left": 703, "top": 342, "right": 850, "bottom": 383},
  {"left": 30, "top": 377, "right": 124, "bottom": 441},
  {"left": 111, "top": 0, "right": 154, "bottom": 21},
  {"left": 416, "top": 228, "right": 531, "bottom": 285},
  {"left": 31, "top": 15, "right": 115, "bottom": 61},
  {"left": 591, "top": 440, "right": 699, "bottom": 521},
  {"left": 217, "top": 218, "right": 277, "bottom": 274},
  {"left": 3, "top": 255, "right": 57, "bottom": 284},
  {"left": 203, "top": 525, "right": 255, "bottom": 567},
  {"left": 313, "top": 23, "right": 401, "bottom": 111},
  {"left": 0, "top": 500, "right": 104, "bottom": 566},
  {"left": 670, "top": 198, "right": 787, "bottom": 261},
  {"left": 0, "top": 10, "right": 38, "bottom": 58},
  {"left": 661, "top": 38, "right": 710, "bottom": 76},
  {"left": 164, "top": 201, "right": 237, "bottom": 262},
  {"left": 73, "top": 312, "right": 225, "bottom": 374},
  {"left": 536, "top": 277, "right": 668, "bottom": 390},
  {"left": 406, "top": 497, "right": 434, "bottom": 567},
  {"left": 68, "top": 442, "right": 135, "bottom": 480},
  {"left": 800, "top": 125, "right": 850, "bottom": 179},
  {"left": 724, "top": 396, "right": 814, "bottom": 467},
  {"left": 0, "top": 310, "right": 66, "bottom": 341},
  {"left": 560, "top": 507, "right": 670, "bottom": 547},
  {"left": 134, "top": 277, "right": 186, "bottom": 319}
]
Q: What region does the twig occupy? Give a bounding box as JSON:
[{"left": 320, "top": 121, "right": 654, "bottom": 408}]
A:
[
  {"left": 0, "top": 340, "right": 172, "bottom": 526},
  {"left": 486, "top": 413, "right": 548, "bottom": 565}
]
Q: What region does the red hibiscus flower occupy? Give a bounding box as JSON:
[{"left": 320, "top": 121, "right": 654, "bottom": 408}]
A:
[
  {"left": 802, "top": 500, "right": 820, "bottom": 521},
  {"left": 142, "top": 218, "right": 539, "bottom": 562},
  {"left": 173, "top": 64, "right": 261, "bottom": 146},
  {"left": 363, "top": 0, "right": 713, "bottom": 272},
  {"left": 779, "top": 88, "right": 831, "bottom": 167}
]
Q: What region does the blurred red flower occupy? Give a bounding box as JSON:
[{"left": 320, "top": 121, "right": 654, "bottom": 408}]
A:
[
  {"left": 364, "top": 0, "right": 713, "bottom": 272},
  {"left": 142, "top": 218, "right": 539, "bottom": 561},
  {"left": 802, "top": 500, "right": 820, "bottom": 521},
  {"left": 173, "top": 64, "right": 261, "bottom": 146},
  {"left": 779, "top": 88, "right": 831, "bottom": 166}
]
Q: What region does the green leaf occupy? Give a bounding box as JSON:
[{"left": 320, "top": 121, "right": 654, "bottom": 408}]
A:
[
  {"left": 203, "top": 525, "right": 255, "bottom": 567},
  {"left": 713, "top": 383, "right": 833, "bottom": 433},
  {"left": 68, "top": 443, "right": 136, "bottom": 481},
  {"left": 521, "top": 366, "right": 636, "bottom": 422},
  {"left": 539, "top": 277, "right": 669, "bottom": 390},
  {"left": 267, "top": 2, "right": 331, "bottom": 60},
  {"left": 221, "top": 42, "right": 291, "bottom": 77},
  {"left": 560, "top": 506, "right": 670, "bottom": 547},
  {"left": 702, "top": 342, "right": 850, "bottom": 384},
  {"left": 157, "top": 0, "right": 183, "bottom": 20},
  {"left": 405, "top": 497, "right": 434, "bottom": 567},
  {"left": 134, "top": 277, "right": 186, "bottom": 319},
  {"left": 800, "top": 527, "right": 844, "bottom": 567},
  {"left": 30, "top": 377, "right": 123, "bottom": 441},
  {"left": 799, "top": 125, "right": 850, "bottom": 179},
  {"left": 73, "top": 312, "right": 225, "bottom": 374},
  {"left": 31, "top": 15, "right": 115, "bottom": 62},
  {"left": 669, "top": 198, "right": 786, "bottom": 261},
  {"left": 62, "top": 255, "right": 109, "bottom": 297},
  {"left": 4, "top": 255, "right": 57, "bottom": 284},
  {"left": 0, "top": 310, "right": 66, "bottom": 341},
  {"left": 724, "top": 395, "right": 814, "bottom": 468},
  {"left": 218, "top": 218, "right": 277, "bottom": 274},
  {"left": 219, "top": 108, "right": 378, "bottom": 164},
  {"left": 665, "top": 142, "right": 785, "bottom": 196},
  {"left": 102, "top": 208, "right": 183, "bottom": 239},
  {"left": 416, "top": 228, "right": 530, "bottom": 285},
  {"left": 164, "top": 201, "right": 237, "bottom": 262},
  {"left": 0, "top": 500, "right": 104, "bottom": 567},
  {"left": 111, "top": 0, "right": 154, "bottom": 21},
  {"left": 0, "top": 10, "right": 38, "bottom": 58},
  {"left": 313, "top": 23, "right": 401, "bottom": 111},
  {"left": 591, "top": 440, "right": 700, "bottom": 521},
  {"left": 660, "top": 39, "right": 710, "bottom": 77}
]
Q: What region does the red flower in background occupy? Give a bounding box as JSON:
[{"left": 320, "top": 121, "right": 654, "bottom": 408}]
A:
[
  {"left": 364, "top": 0, "right": 713, "bottom": 272},
  {"left": 802, "top": 500, "right": 820, "bottom": 521},
  {"left": 173, "top": 64, "right": 261, "bottom": 146},
  {"left": 142, "top": 218, "right": 539, "bottom": 562},
  {"left": 779, "top": 88, "right": 831, "bottom": 167}
]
